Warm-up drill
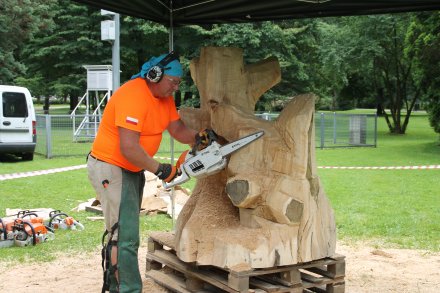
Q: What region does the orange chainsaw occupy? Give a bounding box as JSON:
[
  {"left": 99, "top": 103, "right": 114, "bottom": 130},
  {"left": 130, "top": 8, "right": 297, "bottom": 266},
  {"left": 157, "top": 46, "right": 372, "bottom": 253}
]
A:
[
  {"left": 48, "top": 210, "right": 85, "bottom": 230},
  {"left": 0, "top": 211, "right": 55, "bottom": 248}
]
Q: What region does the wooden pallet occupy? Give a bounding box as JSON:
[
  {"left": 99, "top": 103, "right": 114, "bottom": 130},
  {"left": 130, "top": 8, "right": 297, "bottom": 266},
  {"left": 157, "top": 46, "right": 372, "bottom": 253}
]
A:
[{"left": 145, "top": 233, "right": 345, "bottom": 293}]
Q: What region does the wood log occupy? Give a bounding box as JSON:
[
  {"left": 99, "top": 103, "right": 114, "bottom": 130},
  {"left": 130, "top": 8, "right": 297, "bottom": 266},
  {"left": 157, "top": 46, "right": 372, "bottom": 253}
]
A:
[{"left": 175, "top": 46, "right": 336, "bottom": 269}]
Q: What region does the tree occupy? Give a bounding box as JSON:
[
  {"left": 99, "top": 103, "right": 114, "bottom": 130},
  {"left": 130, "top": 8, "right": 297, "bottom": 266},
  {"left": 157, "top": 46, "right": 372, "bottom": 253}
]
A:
[
  {"left": 6, "top": 1, "right": 439, "bottom": 139},
  {"left": 172, "top": 21, "right": 317, "bottom": 111},
  {"left": 409, "top": 12, "right": 440, "bottom": 139},
  {"left": 120, "top": 17, "right": 169, "bottom": 81},
  {"left": 0, "top": 0, "right": 55, "bottom": 84},
  {"left": 314, "top": 17, "right": 380, "bottom": 111},
  {"left": 355, "top": 14, "right": 425, "bottom": 134},
  {"left": 19, "top": 0, "right": 111, "bottom": 111}
]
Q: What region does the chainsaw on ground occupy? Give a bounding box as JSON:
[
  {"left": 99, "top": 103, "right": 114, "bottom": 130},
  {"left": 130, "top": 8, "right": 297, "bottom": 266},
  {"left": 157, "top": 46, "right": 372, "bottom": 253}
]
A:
[
  {"left": 48, "top": 210, "right": 85, "bottom": 231},
  {"left": 0, "top": 212, "right": 55, "bottom": 248},
  {"left": 163, "top": 130, "right": 264, "bottom": 189},
  {"left": 0, "top": 209, "right": 84, "bottom": 249}
]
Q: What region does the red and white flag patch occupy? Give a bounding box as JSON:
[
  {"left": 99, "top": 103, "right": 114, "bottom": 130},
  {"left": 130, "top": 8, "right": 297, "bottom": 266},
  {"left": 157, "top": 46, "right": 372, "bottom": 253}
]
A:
[{"left": 126, "top": 116, "right": 138, "bottom": 125}]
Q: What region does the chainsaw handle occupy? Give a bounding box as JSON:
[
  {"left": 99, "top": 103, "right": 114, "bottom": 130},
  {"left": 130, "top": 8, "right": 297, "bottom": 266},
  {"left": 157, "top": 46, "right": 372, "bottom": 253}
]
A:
[
  {"left": 13, "top": 220, "right": 36, "bottom": 246},
  {"left": 176, "top": 150, "right": 189, "bottom": 169},
  {"left": 163, "top": 168, "right": 190, "bottom": 189},
  {"left": 0, "top": 218, "right": 7, "bottom": 240},
  {"left": 20, "top": 212, "right": 39, "bottom": 219},
  {"left": 23, "top": 221, "right": 37, "bottom": 246},
  {"left": 48, "top": 212, "right": 69, "bottom": 228},
  {"left": 49, "top": 210, "right": 63, "bottom": 218},
  {"left": 45, "top": 225, "right": 55, "bottom": 233}
]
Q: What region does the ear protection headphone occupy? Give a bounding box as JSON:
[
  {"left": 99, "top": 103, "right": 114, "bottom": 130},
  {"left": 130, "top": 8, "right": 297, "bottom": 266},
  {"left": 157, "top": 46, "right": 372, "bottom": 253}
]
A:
[{"left": 145, "top": 51, "right": 179, "bottom": 83}]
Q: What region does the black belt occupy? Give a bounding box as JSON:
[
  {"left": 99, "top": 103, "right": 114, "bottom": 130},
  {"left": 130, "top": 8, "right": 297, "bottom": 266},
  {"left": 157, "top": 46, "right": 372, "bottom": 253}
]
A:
[{"left": 89, "top": 153, "right": 105, "bottom": 163}]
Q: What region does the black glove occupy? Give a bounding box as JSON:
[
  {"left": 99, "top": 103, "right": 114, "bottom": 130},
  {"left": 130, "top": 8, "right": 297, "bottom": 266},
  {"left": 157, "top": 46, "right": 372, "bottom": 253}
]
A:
[
  {"left": 154, "top": 163, "right": 180, "bottom": 183},
  {"left": 192, "top": 129, "right": 218, "bottom": 154}
]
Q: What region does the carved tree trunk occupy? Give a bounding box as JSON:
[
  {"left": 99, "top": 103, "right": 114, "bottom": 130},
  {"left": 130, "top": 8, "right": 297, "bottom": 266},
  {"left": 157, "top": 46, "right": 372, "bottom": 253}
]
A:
[{"left": 175, "top": 47, "right": 336, "bottom": 269}]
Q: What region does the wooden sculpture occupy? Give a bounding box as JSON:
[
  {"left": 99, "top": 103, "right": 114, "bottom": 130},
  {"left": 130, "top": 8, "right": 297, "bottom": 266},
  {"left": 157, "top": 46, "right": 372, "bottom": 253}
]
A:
[{"left": 175, "top": 47, "right": 336, "bottom": 269}]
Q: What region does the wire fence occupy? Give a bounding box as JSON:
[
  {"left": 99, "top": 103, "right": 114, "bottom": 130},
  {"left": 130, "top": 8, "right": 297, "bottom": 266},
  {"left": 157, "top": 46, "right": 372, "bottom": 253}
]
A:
[
  {"left": 316, "top": 112, "right": 377, "bottom": 148},
  {"left": 256, "top": 112, "right": 377, "bottom": 149},
  {"left": 35, "top": 115, "right": 188, "bottom": 159},
  {"left": 36, "top": 112, "right": 376, "bottom": 158}
]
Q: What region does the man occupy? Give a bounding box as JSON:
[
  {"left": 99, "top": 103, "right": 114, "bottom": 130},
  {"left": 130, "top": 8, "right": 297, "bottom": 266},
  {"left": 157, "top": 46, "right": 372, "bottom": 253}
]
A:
[{"left": 87, "top": 52, "right": 201, "bottom": 293}]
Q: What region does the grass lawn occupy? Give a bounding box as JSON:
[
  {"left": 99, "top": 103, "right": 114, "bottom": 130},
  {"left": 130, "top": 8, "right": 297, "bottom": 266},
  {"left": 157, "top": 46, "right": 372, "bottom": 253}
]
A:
[{"left": 0, "top": 109, "right": 439, "bottom": 263}]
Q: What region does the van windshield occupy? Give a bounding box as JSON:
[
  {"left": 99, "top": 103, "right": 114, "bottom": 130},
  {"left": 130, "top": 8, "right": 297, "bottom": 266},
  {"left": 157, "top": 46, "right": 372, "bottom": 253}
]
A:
[{"left": 2, "top": 92, "right": 29, "bottom": 118}]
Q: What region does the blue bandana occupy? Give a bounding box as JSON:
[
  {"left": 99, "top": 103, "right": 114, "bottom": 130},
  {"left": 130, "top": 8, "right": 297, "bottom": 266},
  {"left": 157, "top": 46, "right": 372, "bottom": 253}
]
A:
[{"left": 131, "top": 53, "right": 183, "bottom": 80}]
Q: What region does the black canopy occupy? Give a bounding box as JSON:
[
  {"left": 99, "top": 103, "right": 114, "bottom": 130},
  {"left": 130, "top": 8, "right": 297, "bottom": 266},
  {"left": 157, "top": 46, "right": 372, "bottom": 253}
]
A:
[{"left": 74, "top": 0, "right": 440, "bottom": 25}]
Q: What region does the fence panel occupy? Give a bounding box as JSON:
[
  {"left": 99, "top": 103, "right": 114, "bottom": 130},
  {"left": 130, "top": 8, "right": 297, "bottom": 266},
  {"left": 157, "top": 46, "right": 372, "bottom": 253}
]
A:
[
  {"left": 256, "top": 112, "right": 377, "bottom": 148},
  {"left": 36, "top": 112, "right": 376, "bottom": 158},
  {"left": 36, "top": 114, "right": 188, "bottom": 158},
  {"left": 315, "top": 112, "right": 377, "bottom": 148},
  {"left": 36, "top": 115, "right": 92, "bottom": 158}
]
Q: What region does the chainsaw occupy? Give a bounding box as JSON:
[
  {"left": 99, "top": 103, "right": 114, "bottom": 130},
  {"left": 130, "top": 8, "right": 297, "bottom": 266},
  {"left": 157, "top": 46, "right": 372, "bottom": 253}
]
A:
[
  {"left": 13, "top": 218, "right": 44, "bottom": 247},
  {"left": 163, "top": 130, "right": 264, "bottom": 189},
  {"left": 0, "top": 210, "right": 56, "bottom": 248},
  {"left": 1, "top": 217, "right": 55, "bottom": 248},
  {"left": 48, "top": 210, "right": 85, "bottom": 231}
]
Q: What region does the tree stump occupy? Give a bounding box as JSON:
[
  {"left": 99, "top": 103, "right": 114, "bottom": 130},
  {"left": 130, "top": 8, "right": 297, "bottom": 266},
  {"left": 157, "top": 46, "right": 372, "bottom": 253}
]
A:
[{"left": 175, "top": 46, "right": 336, "bottom": 269}]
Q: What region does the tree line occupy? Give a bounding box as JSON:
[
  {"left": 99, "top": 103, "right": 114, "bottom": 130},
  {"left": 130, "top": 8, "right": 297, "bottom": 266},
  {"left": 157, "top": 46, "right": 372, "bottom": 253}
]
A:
[{"left": 1, "top": 0, "right": 439, "bottom": 136}]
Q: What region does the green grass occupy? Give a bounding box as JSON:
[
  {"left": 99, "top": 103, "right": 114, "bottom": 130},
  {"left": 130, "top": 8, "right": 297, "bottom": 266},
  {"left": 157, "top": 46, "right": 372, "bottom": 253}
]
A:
[
  {"left": 319, "top": 169, "right": 439, "bottom": 250},
  {"left": 0, "top": 154, "right": 86, "bottom": 174},
  {"left": 315, "top": 110, "right": 440, "bottom": 250},
  {"left": 35, "top": 104, "right": 76, "bottom": 115},
  {"left": 0, "top": 169, "right": 173, "bottom": 263},
  {"left": 317, "top": 112, "right": 440, "bottom": 166},
  {"left": 1, "top": 109, "right": 439, "bottom": 264}
]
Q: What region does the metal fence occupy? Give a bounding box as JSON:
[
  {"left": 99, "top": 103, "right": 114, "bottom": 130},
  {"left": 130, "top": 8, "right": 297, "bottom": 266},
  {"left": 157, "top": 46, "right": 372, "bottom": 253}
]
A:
[
  {"left": 256, "top": 112, "right": 377, "bottom": 148},
  {"left": 315, "top": 112, "right": 377, "bottom": 148},
  {"left": 36, "top": 112, "right": 377, "bottom": 158},
  {"left": 35, "top": 115, "right": 188, "bottom": 158}
]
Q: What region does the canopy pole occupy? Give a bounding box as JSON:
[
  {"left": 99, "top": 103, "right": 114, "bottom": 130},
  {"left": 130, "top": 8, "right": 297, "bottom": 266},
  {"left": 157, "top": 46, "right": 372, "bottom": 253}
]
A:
[
  {"left": 169, "top": 0, "right": 174, "bottom": 51},
  {"left": 169, "top": 0, "right": 177, "bottom": 230}
]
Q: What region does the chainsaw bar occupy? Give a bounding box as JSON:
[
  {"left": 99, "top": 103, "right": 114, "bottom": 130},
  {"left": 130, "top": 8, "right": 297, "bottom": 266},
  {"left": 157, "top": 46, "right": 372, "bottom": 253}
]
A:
[
  {"left": 219, "top": 131, "right": 264, "bottom": 157},
  {"left": 163, "top": 130, "right": 264, "bottom": 189}
]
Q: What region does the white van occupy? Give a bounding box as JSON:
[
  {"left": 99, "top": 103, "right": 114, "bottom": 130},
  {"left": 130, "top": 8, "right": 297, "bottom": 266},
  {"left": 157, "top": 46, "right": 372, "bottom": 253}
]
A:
[{"left": 0, "top": 85, "right": 37, "bottom": 160}]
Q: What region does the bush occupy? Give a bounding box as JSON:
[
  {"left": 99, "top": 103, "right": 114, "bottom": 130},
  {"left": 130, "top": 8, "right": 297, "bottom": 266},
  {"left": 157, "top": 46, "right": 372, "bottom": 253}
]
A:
[{"left": 427, "top": 97, "right": 440, "bottom": 136}]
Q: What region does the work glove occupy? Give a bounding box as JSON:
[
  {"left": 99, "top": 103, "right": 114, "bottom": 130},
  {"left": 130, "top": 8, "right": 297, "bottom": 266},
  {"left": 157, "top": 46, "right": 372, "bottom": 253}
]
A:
[
  {"left": 154, "top": 163, "right": 181, "bottom": 183},
  {"left": 192, "top": 129, "right": 218, "bottom": 154}
]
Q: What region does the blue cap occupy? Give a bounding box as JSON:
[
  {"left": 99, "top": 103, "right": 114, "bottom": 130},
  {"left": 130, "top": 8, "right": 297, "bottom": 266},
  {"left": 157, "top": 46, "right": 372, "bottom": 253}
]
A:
[{"left": 131, "top": 53, "right": 183, "bottom": 80}]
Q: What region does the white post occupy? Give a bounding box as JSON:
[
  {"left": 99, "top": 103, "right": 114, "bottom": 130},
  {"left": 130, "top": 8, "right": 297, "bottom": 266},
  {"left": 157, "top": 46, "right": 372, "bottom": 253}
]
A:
[{"left": 112, "top": 13, "right": 120, "bottom": 91}]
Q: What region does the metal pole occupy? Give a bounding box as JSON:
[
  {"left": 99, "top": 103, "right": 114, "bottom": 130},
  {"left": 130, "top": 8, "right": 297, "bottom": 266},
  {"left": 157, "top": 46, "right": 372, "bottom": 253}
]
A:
[
  {"left": 169, "top": 1, "right": 174, "bottom": 53},
  {"left": 320, "top": 112, "right": 325, "bottom": 149},
  {"left": 169, "top": 1, "right": 175, "bottom": 166},
  {"left": 168, "top": 1, "right": 177, "bottom": 230},
  {"left": 112, "top": 13, "right": 120, "bottom": 91},
  {"left": 45, "top": 115, "right": 52, "bottom": 158},
  {"left": 374, "top": 114, "right": 378, "bottom": 147},
  {"left": 333, "top": 112, "right": 337, "bottom": 144}
]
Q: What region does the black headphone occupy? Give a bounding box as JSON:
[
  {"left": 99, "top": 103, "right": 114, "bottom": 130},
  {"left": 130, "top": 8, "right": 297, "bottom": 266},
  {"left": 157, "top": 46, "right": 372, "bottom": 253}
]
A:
[{"left": 145, "top": 51, "right": 179, "bottom": 83}]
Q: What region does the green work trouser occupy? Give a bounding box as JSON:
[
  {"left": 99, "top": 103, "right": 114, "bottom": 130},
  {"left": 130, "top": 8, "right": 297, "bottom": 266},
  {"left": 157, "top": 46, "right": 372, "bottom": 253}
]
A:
[{"left": 87, "top": 156, "right": 145, "bottom": 293}]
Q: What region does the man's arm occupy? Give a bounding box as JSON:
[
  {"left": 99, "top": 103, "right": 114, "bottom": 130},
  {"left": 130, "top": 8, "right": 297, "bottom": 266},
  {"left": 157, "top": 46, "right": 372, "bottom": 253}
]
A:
[
  {"left": 118, "top": 127, "right": 159, "bottom": 173},
  {"left": 167, "top": 119, "right": 197, "bottom": 145}
]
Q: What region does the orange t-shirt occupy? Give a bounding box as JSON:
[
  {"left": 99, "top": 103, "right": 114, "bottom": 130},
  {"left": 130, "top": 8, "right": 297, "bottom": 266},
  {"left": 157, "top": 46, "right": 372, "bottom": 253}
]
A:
[{"left": 91, "top": 78, "right": 179, "bottom": 172}]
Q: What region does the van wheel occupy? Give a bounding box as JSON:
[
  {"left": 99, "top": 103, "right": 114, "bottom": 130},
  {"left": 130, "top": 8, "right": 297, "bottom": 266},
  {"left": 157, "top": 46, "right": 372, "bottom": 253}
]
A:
[{"left": 22, "top": 153, "right": 34, "bottom": 161}]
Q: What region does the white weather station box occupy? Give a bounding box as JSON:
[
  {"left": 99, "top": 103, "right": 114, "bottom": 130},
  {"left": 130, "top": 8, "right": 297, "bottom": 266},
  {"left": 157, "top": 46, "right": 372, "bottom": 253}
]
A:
[
  {"left": 83, "top": 65, "right": 113, "bottom": 91},
  {"left": 101, "top": 20, "right": 115, "bottom": 41},
  {"left": 101, "top": 9, "right": 117, "bottom": 41}
]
